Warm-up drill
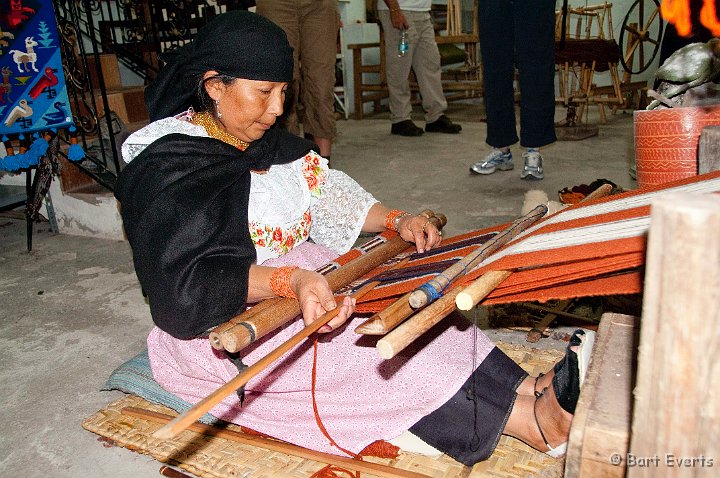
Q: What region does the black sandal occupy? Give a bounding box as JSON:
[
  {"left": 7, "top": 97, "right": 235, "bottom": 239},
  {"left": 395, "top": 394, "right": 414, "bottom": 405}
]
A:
[
  {"left": 532, "top": 329, "right": 596, "bottom": 456},
  {"left": 534, "top": 372, "right": 545, "bottom": 398}
]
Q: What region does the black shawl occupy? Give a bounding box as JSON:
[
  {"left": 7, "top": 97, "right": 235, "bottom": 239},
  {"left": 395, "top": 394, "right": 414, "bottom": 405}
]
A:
[{"left": 115, "top": 127, "right": 313, "bottom": 338}]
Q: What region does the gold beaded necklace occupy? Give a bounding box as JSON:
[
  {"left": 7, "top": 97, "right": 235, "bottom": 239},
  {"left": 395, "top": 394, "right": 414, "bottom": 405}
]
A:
[{"left": 191, "top": 111, "right": 249, "bottom": 151}]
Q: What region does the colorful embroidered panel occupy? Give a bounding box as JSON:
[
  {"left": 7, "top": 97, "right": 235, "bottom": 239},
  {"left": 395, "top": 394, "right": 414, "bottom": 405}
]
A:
[{"left": 0, "top": 0, "right": 76, "bottom": 171}]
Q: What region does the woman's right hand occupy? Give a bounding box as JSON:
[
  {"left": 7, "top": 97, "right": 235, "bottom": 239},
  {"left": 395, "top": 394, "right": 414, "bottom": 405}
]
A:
[{"left": 290, "top": 269, "right": 356, "bottom": 333}]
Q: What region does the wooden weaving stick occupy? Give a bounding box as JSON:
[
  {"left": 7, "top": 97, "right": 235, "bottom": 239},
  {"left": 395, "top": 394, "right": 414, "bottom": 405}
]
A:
[
  {"left": 378, "top": 185, "right": 615, "bottom": 357},
  {"left": 408, "top": 205, "right": 547, "bottom": 309},
  {"left": 377, "top": 270, "right": 513, "bottom": 359},
  {"left": 455, "top": 184, "right": 616, "bottom": 313},
  {"left": 152, "top": 251, "right": 423, "bottom": 441},
  {"left": 123, "top": 407, "right": 430, "bottom": 478},
  {"left": 212, "top": 211, "right": 446, "bottom": 353},
  {"left": 355, "top": 205, "right": 547, "bottom": 335}
]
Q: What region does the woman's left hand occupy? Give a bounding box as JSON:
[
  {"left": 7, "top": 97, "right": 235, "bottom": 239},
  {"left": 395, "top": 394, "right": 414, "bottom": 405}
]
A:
[{"left": 396, "top": 214, "right": 443, "bottom": 254}]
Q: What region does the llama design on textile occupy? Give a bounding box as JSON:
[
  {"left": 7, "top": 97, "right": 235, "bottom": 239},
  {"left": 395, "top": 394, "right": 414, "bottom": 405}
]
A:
[{"left": 9, "top": 36, "right": 38, "bottom": 73}]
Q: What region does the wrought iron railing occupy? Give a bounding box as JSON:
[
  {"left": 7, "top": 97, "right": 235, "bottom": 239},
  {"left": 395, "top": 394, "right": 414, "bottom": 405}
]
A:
[{"left": 52, "top": 0, "right": 246, "bottom": 191}]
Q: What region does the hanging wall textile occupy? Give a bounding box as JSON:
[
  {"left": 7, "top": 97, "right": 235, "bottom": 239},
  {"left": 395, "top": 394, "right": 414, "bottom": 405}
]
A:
[{"left": 0, "top": 0, "right": 80, "bottom": 172}]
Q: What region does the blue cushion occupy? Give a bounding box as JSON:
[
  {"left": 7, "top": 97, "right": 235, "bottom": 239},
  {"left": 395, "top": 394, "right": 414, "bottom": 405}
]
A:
[{"left": 102, "top": 349, "right": 219, "bottom": 424}]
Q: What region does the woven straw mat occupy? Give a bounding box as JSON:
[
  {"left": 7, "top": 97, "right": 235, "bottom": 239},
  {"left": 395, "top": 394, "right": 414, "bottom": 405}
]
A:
[{"left": 82, "top": 342, "right": 565, "bottom": 478}]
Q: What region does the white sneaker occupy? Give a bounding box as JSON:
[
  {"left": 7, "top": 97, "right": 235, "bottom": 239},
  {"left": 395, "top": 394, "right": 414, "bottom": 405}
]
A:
[
  {"left": 521, "top": 150, "right": 544, "bottom": 180},
  {"left": 469, "top": 150, "right": 513, "bottom": 175}
]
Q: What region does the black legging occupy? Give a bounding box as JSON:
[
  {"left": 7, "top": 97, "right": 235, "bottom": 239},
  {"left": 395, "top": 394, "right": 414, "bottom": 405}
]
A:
[{"left": 409, "top": 346, "right": 528, "bottom": 465}]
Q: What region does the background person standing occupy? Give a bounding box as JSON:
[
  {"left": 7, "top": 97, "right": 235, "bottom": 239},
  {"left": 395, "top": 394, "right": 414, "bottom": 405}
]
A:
[
  {"left": 468, "top": 0, "right": 557, "bottom": 180},
  {"left": 377, "top": 0, "right": 462, "bottom": 136},
  {"left": 256, "top": 0, "right": 339, "bottom": 160}
]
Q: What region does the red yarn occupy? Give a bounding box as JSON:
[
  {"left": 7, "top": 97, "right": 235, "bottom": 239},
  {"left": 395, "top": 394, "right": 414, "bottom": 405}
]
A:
[
  {"left": 310, "top": 465, "right": 359, "bottom": 478},
  {"left": 359, "top": 440, "right": 401, "bottom": 459},
  {"left": 308, "top": 339, "right": 404, "bottom": 477},
  {"left": 310, "top": 339, "right": 362, "bottom": 477}
]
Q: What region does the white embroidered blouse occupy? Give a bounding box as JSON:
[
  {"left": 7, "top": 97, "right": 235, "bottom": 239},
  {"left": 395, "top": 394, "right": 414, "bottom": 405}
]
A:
[{"left": 121, "top": 115, "right": 378, "bottom": 264}]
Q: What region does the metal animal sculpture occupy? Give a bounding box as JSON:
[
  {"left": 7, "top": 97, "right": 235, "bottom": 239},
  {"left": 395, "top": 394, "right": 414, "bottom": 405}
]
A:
[
  {"left": 8, "top": 36, "right": 39, "bottom": 73},
  {"left": 648, "top": 38, "right": 720, "bottom": 109}
]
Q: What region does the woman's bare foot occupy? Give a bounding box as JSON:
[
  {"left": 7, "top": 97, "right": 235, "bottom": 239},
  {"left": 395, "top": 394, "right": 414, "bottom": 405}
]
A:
[
  {"left": 505, "top": 329, "right": 594, "bottom": 455},
  {"left": 505, "top": 378, "right": 573, "bottom": 455}
]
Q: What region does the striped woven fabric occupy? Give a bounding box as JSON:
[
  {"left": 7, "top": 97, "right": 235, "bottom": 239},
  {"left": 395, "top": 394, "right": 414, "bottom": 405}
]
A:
[{"left": 347, "top": 170, "right": 720, "bottom": 312}]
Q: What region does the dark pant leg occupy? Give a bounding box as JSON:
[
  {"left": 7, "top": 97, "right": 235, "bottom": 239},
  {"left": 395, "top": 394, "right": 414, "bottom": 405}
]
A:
[
  {"left": 514, "top": 0, "right": 557, "bottom": 148},
  {"left": 478, "top": 0, "right": 518, "bottom": 148},
  {"left": 409, "top": 347, "right": 528, "bottom": 465}
]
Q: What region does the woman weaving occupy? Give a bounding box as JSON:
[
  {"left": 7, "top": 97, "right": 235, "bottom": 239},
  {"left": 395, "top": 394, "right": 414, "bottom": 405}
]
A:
[{"left": 114, "top": 11, "right": 594, "bottom": 466}]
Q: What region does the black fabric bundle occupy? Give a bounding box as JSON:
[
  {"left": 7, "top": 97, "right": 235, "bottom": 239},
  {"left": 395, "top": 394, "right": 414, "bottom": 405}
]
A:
[
  {"left": 116, "top": 9, "right": 314, "bottom": 338},
  {"left": 115, "top": 130, "right": 313, "bottom": 338},
  {"left": 145, "top": 10, "right": 294, "bottom": 120}
]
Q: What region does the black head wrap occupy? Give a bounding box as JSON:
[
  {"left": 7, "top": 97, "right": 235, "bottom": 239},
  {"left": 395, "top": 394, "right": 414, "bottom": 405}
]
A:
[{"left": 145, "top": 10, "right": 294, "bottom": 120}]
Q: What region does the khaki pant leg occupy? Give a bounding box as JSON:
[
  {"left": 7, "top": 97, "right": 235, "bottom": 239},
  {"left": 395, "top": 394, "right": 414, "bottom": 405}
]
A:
[
  {"left": 405, "top": 11, "right": 447, "bottom": 123},
  {"left": 379, "top": 10, "right": 414, "bottom": 123},
  {"left": 255, "top": 1, "right": 302, "bottom": 135},
  {"left": 297, "top": 0, "right": 339, "bottom": 139}
]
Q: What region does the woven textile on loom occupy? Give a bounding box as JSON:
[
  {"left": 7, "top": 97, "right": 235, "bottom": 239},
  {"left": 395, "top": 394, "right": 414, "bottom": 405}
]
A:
[{"left": 340, "top": 171, "right": 720, "bottom": 313}]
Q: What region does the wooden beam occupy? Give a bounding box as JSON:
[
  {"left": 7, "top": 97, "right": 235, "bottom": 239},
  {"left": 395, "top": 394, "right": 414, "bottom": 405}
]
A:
[
  {"left": 565, "top": 313, "right": 638, "bottom": 477},
  {"left": 122, "top": 407, "right": 431, "bottom": 478},
  {"left": 628, "top": 193, "right": 720, "bottom": 477}
]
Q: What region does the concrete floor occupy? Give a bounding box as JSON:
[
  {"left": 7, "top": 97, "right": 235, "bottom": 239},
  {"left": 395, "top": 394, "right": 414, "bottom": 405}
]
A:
[{"left": 0, "top": 103, "right": 637, "bottom": 478}]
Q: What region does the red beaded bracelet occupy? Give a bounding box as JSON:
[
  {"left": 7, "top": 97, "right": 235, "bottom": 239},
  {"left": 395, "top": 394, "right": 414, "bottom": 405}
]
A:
[
  {"left": 270, "top": 266, "right": 299, "bottom": 298},
  {"left": 384, "top": 209, "right": 410, "bottom": 231}
]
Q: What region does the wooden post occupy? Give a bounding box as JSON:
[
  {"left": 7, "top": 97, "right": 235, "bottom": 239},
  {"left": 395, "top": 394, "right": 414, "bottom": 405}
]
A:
[
  {"left": 565, "top": 312, "right": 638, "bottom": 477},
  {"left": 698, "top": 126, "right": 720, "bottom": 175},
  {"left": 628, "top": 193, "right": 720, "bottom": 477}
]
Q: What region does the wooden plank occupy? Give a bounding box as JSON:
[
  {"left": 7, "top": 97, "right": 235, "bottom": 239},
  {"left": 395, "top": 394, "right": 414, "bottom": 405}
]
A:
[
  {"left": 57, "top": 155, "right": 97, "bottom": 194},
  {"left": 123, "top": 407, "right": 431, "bottom": 478},
  {"left": 565, "top": 312, "right": 638, "bottom": 478},
  {"left": 628, "top": 194, "right": 720, "bottom": 477},
  {"left": 698, "top": 126, "right": 720, "bottom": 175}
]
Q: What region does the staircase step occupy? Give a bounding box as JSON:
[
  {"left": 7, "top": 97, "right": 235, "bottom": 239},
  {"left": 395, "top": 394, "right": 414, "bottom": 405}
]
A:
[
  {"left": 66, "top": 183, "right": 111, "bottom": 196},
  {"left": 83, "top": 53, "right": 123, "bottom": 90},
  {"left": 96, "top": 86, "right": 149, "bottom": 124}
]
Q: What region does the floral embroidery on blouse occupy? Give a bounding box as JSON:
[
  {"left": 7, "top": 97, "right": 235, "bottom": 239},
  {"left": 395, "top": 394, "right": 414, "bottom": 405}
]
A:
[
  {"left": 249, "top": 210, "right": 313, "bottom": 256},
  {"left": 247, "top": 153, "right": 326, "bottom": 257},
  {"left": 302, "top": 152, "right": 326, "bottom": 197}
]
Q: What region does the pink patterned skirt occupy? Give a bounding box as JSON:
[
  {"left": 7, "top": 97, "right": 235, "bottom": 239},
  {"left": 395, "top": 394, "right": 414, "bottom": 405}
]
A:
[{"left": 147, "top": 242, "right": 496, "bottom": 455}]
